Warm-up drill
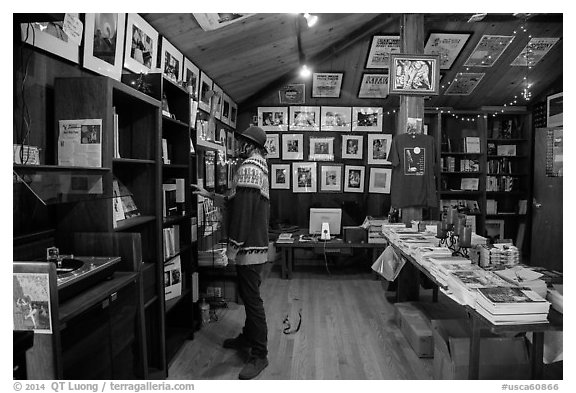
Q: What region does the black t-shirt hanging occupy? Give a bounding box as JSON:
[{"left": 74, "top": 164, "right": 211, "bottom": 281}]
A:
[{"left": 389, "top": 133, "right": 438, "bottom": 208}]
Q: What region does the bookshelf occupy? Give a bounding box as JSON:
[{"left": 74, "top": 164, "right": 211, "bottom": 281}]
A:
[{"left": 427, "top": 109, "right": 532, "bottom": 246}]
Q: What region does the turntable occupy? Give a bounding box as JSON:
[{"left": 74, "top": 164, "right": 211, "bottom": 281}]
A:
[{"left": 56, "top": 256, "right": 121, "bottom": 302}]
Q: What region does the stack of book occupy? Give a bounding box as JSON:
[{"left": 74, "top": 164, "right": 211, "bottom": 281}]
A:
[
  {"left": 413, "top": 246, "right": 452, "bottom": 266},
  {"left": 478, "top": 244, "right": 520, "bottom": 267},
  {"left": 363, "top": 216, "right": 389, "bottom": 243},
  {"left": 446, "top": 269, "right": 511, "bottom": 306},
  {"left": 475, "top": 286, "right": 551, "bottom": 325},
  {"left": 276, "top": 233, "right": 295, "bottom": 244},
  {"left": 427, "top": 256, "right": 473, "bottom": 286},
  {"left": 494, "top": 266, "right": 547, "bottom": 298},
  {"left": 198, "top": 244, "right": 228, "bottom": 267}
]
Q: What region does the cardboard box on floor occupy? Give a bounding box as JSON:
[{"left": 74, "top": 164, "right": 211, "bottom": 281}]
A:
[
  {"left": 432, "top": 319, "right": 530, "bottom": 379},
  {"left": 395, "top": 301, "right": 468, "bottom": 358}
]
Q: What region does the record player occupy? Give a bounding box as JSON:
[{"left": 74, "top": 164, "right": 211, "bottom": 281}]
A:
[{"left": 56, "top": 256, "right": 121, "bottom": 302}]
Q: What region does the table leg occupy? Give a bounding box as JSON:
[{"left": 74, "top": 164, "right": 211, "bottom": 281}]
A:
[
  {"left": 288, "top": 248, "right": 294, "bottom": 280},
  {"left": 468, "top": 316, "right": 481, "bottom": 379},
  {"left": 531, "top": 332, "right": 544, "bottom": 379},
  {"left": 281, "top": 248, "right": 288, "bottom": 279}
]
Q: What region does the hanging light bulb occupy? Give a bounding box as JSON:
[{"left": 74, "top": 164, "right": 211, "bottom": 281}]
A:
[
  {"left": 303, "top": 13, "right": 318, "bottom": 27},
  {"left": 300, "top": 64, "right": 311, "bottom": 78}
]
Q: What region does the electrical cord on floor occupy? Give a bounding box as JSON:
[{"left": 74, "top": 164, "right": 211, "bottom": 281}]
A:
[
  {"left": 282, "top": 309, "right": 302, "bottom": 335},
  {"left": 323, "top": 240, "right": 332, "bottom": 276}
]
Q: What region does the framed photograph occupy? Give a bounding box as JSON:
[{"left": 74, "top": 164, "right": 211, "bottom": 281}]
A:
[
  {"left": 82, "top": 13, "right": 126, "bottom": 81},
  {"left": 289, "top": 106, "right": 320, "bottom": 131},
  {"left": 511, "top": 38, "right": 559, "bottom": 67},
  {"left": 265, "top": 134, "right": 280, "bottom": 159},
  {"left": 367, "top": 134, "right": 392, "bottom": 165},
  {"left": 309, "top": 137, "right": 335, "bottom": 161},
  {"left": 344, "top": 165, "right": 365, "bottom": 193},
  {"left": 352, "top": 107, "right": 383, "bottom": 132},
  {"left": 485, "top": 219, "right": 505, "bottom": 242},
  {"left": 271, "top": 164, "right": 290, "bottom": 189},
  {"left": 292, "top": 162, "right": 318, "bottom": 193},
  {"left": 183, "top": 58, "right": 200, "bottom": 100},
  {"left": 312, "top": 72, "right": 344, "bottom": 98},
  {"left": 160, "top": 37, "right": 184, "bottom": 84},
  {"left": 365, "top": 35, "right": 400, "bottom": 69},
  {"left": 368, "top": 167, "right": 392, "bottom": 194},
  {"left": 342, "top": 135, "right": 364, "bottom": 159},
  {"left": 424, "top": 33, "right": 471, "bottom": 70},
  {"left": 282, "top": 134, "right": 304, "bottom": 160},
  {"left": 464, "top": 35, "right": 515, "bottom": 67},
  {"left": 444, "top": 72, "right": 485, "bottom": 96},
  {"left": 124, "top": 13, "right": 158, "bottom": 74},
  {"left": 389, "top": 54, "right": 440, "bottom": 95},
  {"left": 198, "top": 71, "right": 213, "bottom": 112},
  {"left": 319, "top": 164, "right": 343, "bottom": 193},
  {"left": 279, "top": 83, "right": 305, "bottom": 105},
  {"left": 230, "top": 101, "right": 238, "bottom": 129},
  {"left": 258, "top": 107, "right": 289, "bottom": 132},
  {"left": 221, "top": 93, "right": 231, "bottom": 125},
  {"left": 547, "top": 92, "right": 563, "bottom": 128},
  {"left": 320, "top": 106, "right": 351, "bottom": 132},
  {"left": 20, "top": 15, "right": 81, "bottom": 64},
  {"left": 211, "top": 84, "right": 224, "bottom": 120},
  {"left": 358, "top": 73, "right": 389, "bottom": 99}
]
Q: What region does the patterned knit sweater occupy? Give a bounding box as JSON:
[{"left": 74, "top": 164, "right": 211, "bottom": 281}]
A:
[{"left": 226, "top": 153, "right": 270, "bottom": 265}]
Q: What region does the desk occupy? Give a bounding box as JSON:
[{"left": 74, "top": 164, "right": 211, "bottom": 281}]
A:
[
  {"left": 381, "top": 228, "right": 563, "bottom": 380},
  {"left": 275, "top": 238, "right": 386, "bottom": 279}
]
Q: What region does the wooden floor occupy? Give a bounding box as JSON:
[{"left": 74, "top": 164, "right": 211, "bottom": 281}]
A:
[{"left": 167, "top": 259, "right": 436, "bottom": 380}]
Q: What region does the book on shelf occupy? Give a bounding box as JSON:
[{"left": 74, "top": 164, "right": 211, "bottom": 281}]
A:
[
  {"left": 464, "top": 136, "right": 481, "bottom": 153},
  {"left": 518, "top": 199, "right": 527, "bottom": 214},
  {"left": 486, "top": 199, "right": 498, "bottom": 214},
  {"left": 164, "top": 255, "right": 182, "bottom": 301},
  {"left": 475, "top": 286, "right": 550, "bottom": 315},
  {"left": 487, "top": 142, "right": 497, "bottom": 155},
  {"left": 113, "top": 107, "right": 121, "bottom": 159},
  {"left": 162, "top": 138, "right": 170, "bottom": 164},
  {"left": 163, "top": 178, "right": 186, "bottom": 217},
  {"left": 112, "top": 178, "right": 141, "bottom": 225},
  {"left": 460, "top": 178, "right": 479, "bottom": 191},
  {"left": 163, "top": 225, "right": 180, "bottom": 260},
  {"left": 497, "top": 144, "right": 517, "bottom": 156}
]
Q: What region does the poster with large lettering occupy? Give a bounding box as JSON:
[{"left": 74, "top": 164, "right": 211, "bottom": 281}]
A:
[
  {"left": 358, "top": 73, "right": 389, "bottom": 98},
  {"left": 365, "top": 35, "right": 400, "bottom": 69}
]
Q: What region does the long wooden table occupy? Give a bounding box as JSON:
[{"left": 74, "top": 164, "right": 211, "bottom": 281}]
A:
[
  {"left": 381, "top": 229, "right": 563, "bottom": 380},
  {"left": 275, "top": 237, "right": 386, "bottom": 279}
]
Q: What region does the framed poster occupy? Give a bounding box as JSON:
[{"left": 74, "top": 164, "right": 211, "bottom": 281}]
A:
[
  {"left": 183, "top": 58, "right": 200, "bottom": 100},
  {"left": 292, "top": 162, "right": 318, "bottom": 193},
  {"left": 124, "top": 13, "right": 158, "bottom": 74},
  {"left": 221, "top": 93, "right": 231, "bottom": 125},
  {"left": 20, "top": 15, "right": 81, "bottom": 64},
  {"left": 312, "top": 73, "right": 344, "bottom": 98},
  {"left": 352, "top": 107, "right": 383, "bottom": 132},
  {"left": 279, "top": 84, "right": 305, "bottom": 105},
  {"left": 511, "top": 37, "right": 559, "bottom": 67},
  {"left": 211, "top": 84, "right": 224, "bottom": 120},
  {"left": 160, "top": 37, "right": 184, "bottom": 84},
  {"left": 547, "top": 92, "right": 563, "bottom": 128},
  {"left": 282, "top": 134, "right": 304, "bottom": 160},
  {"left": 444, "top": 72, "right": 485, "bottom": 96},
  {"left": 309, "top": 137, "right": 334, "bottom": 161},
  {"left": 367, "top": 134, "right": 392, "bottom": 165},
  {"left": 424, "top": 33, "right": 471, "bottom": 70},
  {"left": 320, "top": 106, "right": 351, "bottom": 132},
  {"left": 319, "top": 163, "right": 343, "bottom": 193},
  {"left": 289, "top": 106, "right": 320, "bottom": 131},
  {"left": 358, "top": 73, "right": 389, "bottom": 99},
  {"left": 265, "top": 134, "right": 280, "bottom": 159},
  {"left": 464, "top": 35, "right": 515, "bottom": 67},
  {"left": 368, "top": 167, "right": 392, "bottom": 194},
  {"left": 342, "top": 135, "right": 363, "bottom": 160},
  {"left": 82, "top": 13, "right": 126, "bottom": 81},
  {"left": 389, "top": 54, "right": 440, "bottom": 95},
  {"left": 365, "top": 35, "right": 400, "bottom": 69},
  {"left": 229, "top": 102, "right": 238, "bottom": 129},
  {"left": 344, "top": 165, "right": 365, "bottom": 193},
  {"left": 271, "top": 164, "right": 291, "bottom": 189},
  {"left": 198, "top": 71, "right": 213, "bottom": 112},
  {"left": 258, "top": 107, "right": 289, "bottom": 132}
]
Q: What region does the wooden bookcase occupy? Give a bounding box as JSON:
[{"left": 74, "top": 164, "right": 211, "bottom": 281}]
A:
[
  {"left": 426, "top": 109, "right": 532, "bottom": 249},
  {"left": 52, "top": 74, "right": 198, "bottom": 378}
]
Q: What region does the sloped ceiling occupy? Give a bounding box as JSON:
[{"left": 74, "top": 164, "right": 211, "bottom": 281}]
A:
[{"left": 142, "top": 13, "right": 563, "bottom": 110}]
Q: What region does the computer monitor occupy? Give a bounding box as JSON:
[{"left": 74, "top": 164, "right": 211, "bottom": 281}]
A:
[{"left": 308, "top": 208, "right": 342, "bottom": 236}]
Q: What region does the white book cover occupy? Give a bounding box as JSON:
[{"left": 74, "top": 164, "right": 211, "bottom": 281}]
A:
[{"left": 164, "top": 256, "right": 182, "bottom": 301}]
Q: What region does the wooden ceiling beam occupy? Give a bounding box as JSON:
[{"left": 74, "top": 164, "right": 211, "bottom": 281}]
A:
[{"left": 240, "top": 13, "right": 398, "bottom": 109}]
